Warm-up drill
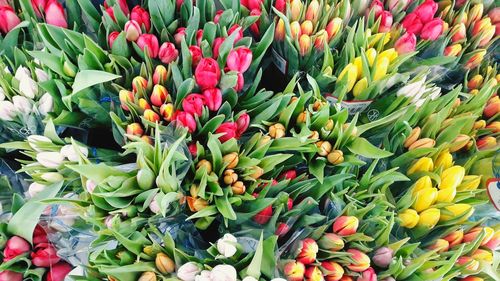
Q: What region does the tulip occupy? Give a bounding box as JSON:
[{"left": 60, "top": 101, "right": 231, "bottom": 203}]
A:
[
  {"left": 483, "top": 101, "right": 500, "bottom": 118},
  {"left": 124, "top": 20, "right": 141, "bottom": 41},
  {"left": 299, "top": 34, "right": 311, "bottom": 56},
  {"left": 467, "top": 4, "right": 484, "bottom": 27},
  {"left": 158, "top": 42, "right": 178, "bottom": 64},
  {"left": 477, "top": 136, "right": 497, "bottom": 150},
  {"left": 417, "top": 208, "right": 440, "bottom": 228},
  {"left": 290, "top": 0, "right": 302, "bottom": 21},
  {"left": 450, "top": 23, "right": 466, "bottom": 43},
  {"left": 144, "top": 109, "right": 160, "bottom": 123},
  {"left": 180, "top": 93, "right": 204, "bottom": 117},
  {"left": 399, "top": 209, "right": 419, "bottom": 228},
  {"left": 438, "top": 165, "right": 464, "bottom": 190},
  {"left": 249, "top": 9, "right": 261, "bottom": 36},
  {"left": 338, "top": 63, "right": 358, "bottom": 92},
  {"left": 284, "top": 261, "right": 306, "bottom": 281},
  {"left": 0, "top": 270, "right": 22, "bottom": 281},
  {"left": 439, "top": 204, "right": 473, "bottom": 222},
  {"left": 457, "top": 175, "right": 481, "bottom": 191},
  {"left": 198, "top": 88, "right": 222, "bottom": 112},
  {"left": 31, "top": 242, "right": 61, "bottom": 267},
  {"left": 105, "top": 6, "right": 116, "bottom": 22},
  {"left": 60, "top": 144, "right": 88, "bottom": 162},
  {"left": 216, "top": 233, "right": 238, "bottom": 258},
  {"left": 413, "top": 186, "right": 438, "bottom": 211},
  {"left": 195, "top": 58, "right": 221, "bottom": 90},
  {"left": 37, "top": 151, "right": 64, "bottom": 169},
  {"left": 434, "top": 151, "right": 453, "bottom": 170},
  {"left": 460, "top": 277, "right": 483, "bottom": 281},
  {"left": 227, "top": 47, "right": 253, "bottom": 73},
  {"left": 412, "top": 176, "right": 432, "bottom": 195},
  {"left": 414, "top": 0, "right": 438, "bottom": 22},
  {"left": 326, "top": 18, "right": 342, "bottom": 40},
  {"left": 177, "top": 262, "right": 201, "bottom": 281},
  {"left": 138, "top": 272, "right": 156, "bottom": 281},
  {"left": 420, "top": 18, "right": 443, "bottom": 40},
  {"left": 290, "top": 21, "right": 302, "bottom": 39},
  {"left": 373, "top": 57, "right": 389, "bottom": 81},
  {"left": 368, "top": 0, "right": 383, "bottom": 18},
  {"left": 347, "top": 249, "right": 370, "bottom": 272},
  {"left": 296, "top": 238, "right": 319, "bottom": 265},
  {"left": 378, "top": 11, "right": 393, "bottom": 33},
  {"left": 28, "top": 182, "right": 46, "bottom": 198},
  {"left": 407, "top": 157, "right": 433, "bottom": 175},
  {"left": 401, "top": 13, "right": 424, "bottom": 35},
  {"left": 12, "top": 95, "right": 32, "bottom": 115},
  {"left": 444, "top": 44, "right": 462, "bottom": 57},
  {"left": 130, "top": 5, "right": 151, "bottom": 32},
  {"left": 3, "top": 236, "right": 30, "bottom": 261},
  {"left": 172, "top": 111, "right": 195, "bottom": 133},
  {"left": 379, "top": 48, "right": 398, "bottom": 63},
  {"left": 340, "top": 276, "right": 354, "bottom": 281},
  {"left": 269, "top": 123, "right": 286, "bottom": 138},
  {"left": 321, "top": 261, "right": 344, "bottom": 281},
  {"left": 464, "top": 50, "right": 486, "bottom": 69},
  {"left": 333, "top": 216, "right": 358, "bottom": 236},
  {"left": 275, "top": 18, "right": 285, "bottom": 41},
  {"left": 228, "top": 24, "right": 243, "bottom": 42},
  {"left": 38, "top": 92, "right": 54, "bottom": 116},
  {"left": 372, "top": 247, "right": 393, "bottom": 268},
  {"left": 428, "top": 238, "right": 449, "bottom": 253},
  {"left": 305, "top": 0, "right": 319, "bottom": 22},
  {"left": 318, "top": 233, "right": 345, "bottom": 251},
  {"left": 126, "top": 123, "right": 143, "bottom": 136},
  {"left": 215, "top": 122, "right": 238, "bottom": 143},
  {"left": 236, "top": 113, "right": 250, "bottom": 136},
  {"left": 305, "top": 266, "right": 324, "bottom": 281},
  {"left": 44, "top": 0, "right": 68, "bottom": 28},
  {"left": 274, "top": 0, "right": 286, "bottom": 12},
  {"left": 253, "top": 203, "right": 273, "bottom": 224},
  {"left": 152, "top": 65, "right": 167, "bottom": 85},
  {"left": 443, "top": 230, "right": 463, "bottom": 247},
  {"left": 463, "top": 227, "right": 494, "bottom": 245},
  {"left": 137, "top": 34, "right": 159, "bottom": 58},
  {"left": 486, "top": 121, "right": 500, "bottom": 133},
  {"left": 471, "top": 249, "right": 493, "bottom": 264},
  {"left": 484, "top": 230, "right": 500, "bottom": 250},
  {"left": 46, "top": 262, "right": 72, "bottom": 281},
  {"left": 314, "top": 30, "right": 328, "bottom": 50},
  {"left": 174, "top": 27, "right": 186, "bottom": 46},
  {"left": 456, "top": 256, "right": 479, "bottom": 271},
  {"left": 358, "top": 268, "right": 376, "bottom": 281},
  {"left": 0, "top": 100, "right": 16, "bottom": 121}
]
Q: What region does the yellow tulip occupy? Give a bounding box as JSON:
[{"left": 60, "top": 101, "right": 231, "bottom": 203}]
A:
[
  {"left": 407, "top": 157, "right": 434, "bottom": 175},
  {"left": 436, "top": 187, "right": 457, "bottom": 203},
  {"left": 338, "top": 63, "right": 358, "bottom": 92},
  {"left": 353, "top": 78, "right": 368, "bottom": 98},
  {"left": 378, "top": 48, "right": 398, "bottom": 63},
  {"left": 413, "top": 187, "right": 438, "bottom": 212},
  {"left": 457, "top": 175, "right": 481, "bottom": 191},
  {"left": 373, "top": 57, "right": 389, "bottom": 81},
  {"left": 439, "top": 166, "right": 465, "bottom": 190},
  {"left": 435, "top": 151, "right": 453, "bottom": 170},
  {"left": 413, "top": 176, "right": 432, "bottom": 194},
  {"left": 439, "top": 204, "right": 473, "bottom": 222},
  {"left": 399, "top": 209, "right": 419, "bottom": 228},
  {"left": 365, "top": 48, "right": 377, "bottom": 66},
  {"left": 471, "top": 249, "right": 493, "bottom": 264},
  {"left": 353, "top": 57, "right": 363, "bottom": 79},
  {"left": 417, "top": 208, "right": 440, "bottom": 228}
]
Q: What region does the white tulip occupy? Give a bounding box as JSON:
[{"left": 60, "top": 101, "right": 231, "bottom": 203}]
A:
[
  {"left": 427, "top": 87, "right": 441, "bottom": 101},
  {"left": 86, "top": 179, "right": 96, "bottom": 194},
  {"left": 35, "top": 68, "right": 49, "bottom": 82},
  {"left": 149, "top": 194, "right": 160, "bottom": 214},
  {"left": 0, "top": 87, "right": 5, "bottom": 101},
  {"left": 60, "top": 144, "right": 89, "bottom": 162},
  {"left": 210, "top": 265, "right": 237, "bottom": 281},
  {"left": 19, "top": 77, "right": 38, "bottom": 99},
  {"left": 40, "top": 172, "right": 64, "bottom": 183},
  {"left": 38, "top": 92, "right": 53, "bottom": 116},
  {"left": 194, "top": 270, "right": 212, "bottom": 281},
  {"left": 216, "top": 233, "right": 238, "bottom": 258},
  {"left": 396, "top": 79, "right": 425, "bottom": 98},
  {"left": 36, "top": 151, "right": 64, "bottom": 168},
  {"left": 12, "top": 95, "right": 32, "bottom": 115},
  {"left": 55, "top": 204, "right": 77, "bottom": 227},
  {"left": 14, "top": 66, "right": 31, "bottom": 81},
  {"left": 28, "top": 182, "right": 46, "bottom": 198},
  {"left": 27, "top": 135, "right": 52, "bottom": 151},
  {"left": 177, "top": 262, "right": 201, "bottom": 281},
  {"left": 0, "top": 100, "right": 16, "bottom": 121},
  {"left": 242, "top": 277, "right": 258, "bottom": 281}
]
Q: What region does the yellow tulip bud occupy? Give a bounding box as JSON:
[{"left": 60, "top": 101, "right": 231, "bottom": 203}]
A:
[
  {"left": 156, "top": 253, "right": 175, "bottom": 274},
  {"left": 305, "top": 0, "right": 320, "bottom": 22},
  {"left": 301, "top": 20, "right": 314, "bottom": 36},
  {"left": 471, "top": 249, "right": 493, "bottom": 264},
  {"left": 435, "top": 150, "right": 453, "bottom": 170},
  {"left": 338, "top": 63, "right": 358, "bottom": 92},
  {"left": 276, "top": 18, "right": 285, "bottom": 41},
  {"left": 468, "top": 74, "right": 484, "bottom": 90},
  {"left": 138, "top": 272, "right": 157, "bottom": 281},
  {"left": 290, "top": 21, "right": 302, "bottom": 40},
  {"left": 407, "top": 157, "right": 434, "bottom": 175},
  {"left": 353, "top": 57, "right": 363, "bottom": 79},
  {"left": 417, "top": 208, "right": 440, "bottom": 228},
  {"left": 399, "top": 209, "right": 419, "bottom": 228},
  {"left": 378, "top": 48, "right": 398, "bottom": 63},
  {"left": 467, "top": 3, "right": 484, "bottom": 27},
  {"left": 436, "top": 187, "right": 456, "bottom": 203},
  {"left": 365, "top": 48, "right": 377, "bottom": 66},
  {"left": 413, "top": 176, "right": 432, "bottom": 194},
  {"left": 299, "top": 34, "right": 311, "bottom": 56},
  {"left": 327, "top": 150, "right": 344, "bottom": 165},
  {"left": 439, "top": 204, "right": 473, "bottom": 222},
  {"left": 473, "top": 120, "right": 486, "bottom": 130},
  {"left": 444, "top": 44, "right": 462, "bottom": 57},
  {"left": 290, "top": 0, "right": 303, "bottom": 21},
  {"left": 353, "top": 78, "right": 368, "bottom": 98},
  {"left": 413, "top": 187, "right": 438, "bottom": 212},
  {"left": 457, "top": 175, "right": 481, "bottom": 191},
  {"left": 439, "top": 166, "right": 465, "bottom": 190},
  {"left": 373, "top": 57, "right": 389, "bottom": 81}
]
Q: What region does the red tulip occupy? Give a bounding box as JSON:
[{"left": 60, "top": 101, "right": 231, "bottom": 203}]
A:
[
  {"left": 333, "top": 216, "right": 359, "bottom": 236},
  {"left": 130, "top": 5, "right": 151, "bottom": 32},
  {"left": 443, "top": 230, "right": 464, "bottom": 247},
  {"left": 108, "top": 31, "right": 120, "bottom": 48},
  {"left": 174, "top": 111, "right": 197, "bottom": 133},
  {"left": 401, "top": 13, "right": 423, "bottom": 35},
  {"left": 153, "top": 65, "right": 167, "bottom": 85},
  {"left": 280, "top": 169, "right": 297, "bottom": 180},
  {"left": 159, "top": 103, "right": 174, "bottom": 121},
  {"left": 144, "top": 109, "right": 160, "bottom": 123},
  {"left": 0, "top": 270, "right": 22, "bottom": 281},
  {"left": 305, "top": 266, "right": 324, "bottom": 281},
  {"left": 31, "top": 243, "right": 61, "bottom": 267},
  {"left": 202, "top": 88, "right": 222, "bottom": 111},
  {"left": 151, "top": 85, "right": 168, "bottom": 107},
  {"left": 189, "top": 45, "right": 203, "bottom": 67},
  {"left": 451, "top": 23, "right": 466, "bottom": 42},
  {"left": 182, "top": 94, "right": 206, "bottom": 116},
  {"left": 105, "top": 6, "right": 115, "bottom": 22},
  {"left": 226, "top": 47, "right": 253, "bottom": 73},
  {"left": 104, "top": 0, "right": 128, "bottom": 15},
  {"left": 254, "top": 205, "right": 273, "bottom": 224},
  {"left": 318, "top": 233, "right": 345, "bottom": 251},
  {"left": 321, "top": 260, "right": 344, "bottom": 281},
  {"left": 126, "top": 123, "right": 144, "bottom": 136},
  {"left": 212, "top": 37, "right": 224, "bottom": 59},
  {"left": 357, "top": 267, "right": 376, "bottom": 281},
  {"left": 346, "top": 249, "right": 370, "bottom": 272},
  {"left": 297, "top": 238, "right": 319, "bottom": 265},
  {"left": 159, "top": 42, "right": 179, "bottom": 64},
  {"left": 214, "top": 10, "right": 224, "bottom": 23},
  {"left": 0, "top": 6, "right": 21, "bottom": 34},
  {"left": 45, "top": 0, "right": 68, "bottom": 28},
  {"left": 414, "top": 0, "right": 437, "bottom": 22},
  {"left": 420, "top": 18, "right": 443, "bottom": 40},
  {"left": 174, "top": 27, "right": 186, "bottom": 46},
  {"left": 241, "top": 0, "right": 262, "bottom": 10},
  {"left": 236, "top": 112, "right": 250, "bottom": 136},
  {"left": 228, "top": 24, "right": 243, "bottom": 42},
  {"left": 196, "top": 29, "right": 204, "bottom": 45},
  {"left": 124, "top": 20, "right": 141, "bottom": 41},
  {"left": 394, "top": 32, "right": 416, "bottom": 54},
  {"left": 137, "top": 34, "right": 159, "bottom": 58},
  {"left": 234, "top": 72, "right": 244, "bottom": 92},
  {"left": 287, "top": 198, "right": 293, "bottom": 210},
  {"left": 195, "top": 58, "right": 221, "bottom": 90},
  {"left": 378, "top": 11, "right": 393, "bottom": 33},
  {"left": 31, "top": 0, "right": 46, "bottom": 17},
  {"left": 33, "top": 224, "right": 49, "bottom": 245},
  {"left": 46, "top": 262, "right": 72, "bottom": 281},
  {"left": 188, "top": 142, "right": 197, "bottom": 156},
  {"left": 368, "top": 0, "right": 384, "bottom": 18},
  {"left": 274, "top": 0, "right": 286, "bottom": 13},
  {"left": 215, "top": 122, "right": 238, "bottom": 142},
  {"left": 275, "top": 222, "right": 291, "bottom": 236},
  {"left": 250, "top": 9, "right": 261, "bottom": 36},
  {"left": 3, "top": 236, "right": 30, "bottom": 261}
]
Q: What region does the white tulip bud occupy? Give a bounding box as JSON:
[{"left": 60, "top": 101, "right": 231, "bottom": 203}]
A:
[
  {"left": 28, "top": 182, "right": 46, "bottom": 198},
  {"left": 12, "top": 95, "right": 32, "bottom": 115},
  {"left": 36, "top": 151, "right": 64, "bottom": 168},
  {"left": 14, "top": 66, "right": 31, "bottom": 81},
  {"left": 177, "top": 262, "right": 201, "bottom": 281},
  {"left": 0, "top": 100, "right": 16, "bottom": 121},
  {"left": 210, "top": 265, "right": 237, "bottom": 281},
  {"left": 194, "top": 271, "right": 211, "bottom": 281},
  {"left": 149, "top": 194, "right": 160, "bottom": 214},
  {"left": 27, "top": 135, "right": 52, "bottom": 151},
  {"left": 38, "top": 93, "right": 54, "bottom": 116},
  {"left": 216, "top": 233, "right": 238, "bottom": 258},
  {"left": 41, "top": 172, "right": 64, "bottom": 183},
  {"left": 19, "top": 77, "right": 38, "bottom": 99},
  {"left": 35, "top": 68, "right": 49, "bottom": 82},
  {"left": 60, "top": 144, "right": 89, "bottom": 162},
  {"left": 396, "top": 79, "right": 425, "bottom": 98}
]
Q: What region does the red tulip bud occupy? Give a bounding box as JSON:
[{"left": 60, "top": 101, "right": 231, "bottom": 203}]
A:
[
  {"left": 151, "top": 85, "right": 168, "bottom": 107},
  {"left": 195, "top": 58, "right": 221, "bottom": 90},
  {"left": 420, "top": 18, "right": 444, "bottom": 40},
  {"left": 137, "top": 34, "right": 159, "bottom": 58},
  {"left": 346, "top": 249, "right": 370, "bottom": 272},
  {"left": 216, "top": 122, "right": 239, "bottom": 143},
  {"left": 333, "top": 216, "right": 359, "bottom": 236},
  {"left": 3, "top": 236, "right": 30, "bottom": 261},
  {"left": 212, "top": 37, "right": 224, "bottom": 59},
  {"left": 305, "top": 266, "right": 323, "bottom": 281},
  {"left": 250, "top": 9, "right": 261, "bottom": 36},
  {"left": 46, "top": 262, "right": 72, "bottom": 281},
  {"left": 174, "top": 111, "right": 196, "bottom": 133},
  {"left": 414, "top": 0, "right": 438, "bottom": 22},
  {"left": 228, "top": 24, "right": 243, "bottom": 42},
  {"left": 119, "top": 90, "right": 135, "bottom": 111},
  {"left": 188, "top": 142, "right": 197, "bottom": 156},
  {"left": 0, "top": 6, "right": 21, "bottom": 34},
  {"left": 182, "top": 93, "right": 206, "bottom": 116},
  {"left": 108, "top": 31, "right": 120, "bottom": 48},
  {"left": 174, "top": 27, "right": 186, "bottom": 46},
  {"left": 378, "top": 11, "right": 393, "bottom": 33},
  {"left": 477, "top": 136, "right": 497, "bottom": 150},
  {"left": 284, "top": 261, "right": 306, "bottom": 281},
  {"left": 226, "top": 47, "right": 253, "bottom": 73},
  {"left": 394, "top": 32, "right": 416, "bottom": 54},
  {"left": 401, "top": 13, "right": 423, "bottom": 35},
  {"left": 213, "top": 10, "right": 223, "bottom": 23},
  {"left": 158, "top": 42, "right": 178, "bottom": 64},
  {"left": 321, "top": 260, "right": 344, "bottom": 281},
  {"left": 357, "top": 267, "right": 376, "bottom": 281},
  {"left": 130, "top": 5, "right": 151, "bottom": 32},
  {"left": 484, "top": 101, "right": 500, "bottom": 118},
  {"left": 202, "top": 88, "right": 222, "bottom": 111},
  {"left": 189, "top": 45, "right": 203, "bottom": 68},
  {"left": 196, "top": 29, "right": 204, "bottom": 46},
  {"left": 274, "top": 0, "right": 286, "bottom": 12},
  {"left": 297, "top": 238, "right": 319, "bottom": 265},
  {"left": 280, "top": 170, "right": 297, "bottom": 180},
  {"left": 236, "top": 113, "right": 250, "bottom": 136},
  {"left": 234, "top": 72, "right": 244, "bottom": 92},
  {"left": 0, "top": 270, "right": 22, "bottom": 281},
  {"left": 253, "top": 204, "right": 272, "bottom": 224},
  {"left": 443, "top": 230, "right": 463, "bottom": 247},
  {"left": 126, "top": 123, "right": 144, "bottom": 136},
  {"left": 451, "top": 23, "right": 466, "bottom": 42},
  {"left": 31, "top": 243, "right": 61, "bottom": 267}
]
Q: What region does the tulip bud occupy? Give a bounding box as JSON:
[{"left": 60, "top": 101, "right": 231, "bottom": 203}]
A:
[
  {"left": 314, "top": 29, "right": 328, "bottom": 50},
  {"left": 444, "top": 44, "right": 462, "bottom": 57},
  {"left": 132, "top": 76, "right": 148, "bottom": 93},
  {"left": 275, "top": 18, "right": 285, "bottom": 41},
  {"left": 467, "top": 4, "right": 484, "bottom": 27},
  {"left": 439, "top": 204, "right": 473, "bottom": 222},
  {"left": 372, "top": 247, "right": 393, "bottom": 268},
  {"left": 63, "top": 60, "right": 77, "bottom": 77},
  {"left": 138, "top": 272, "right": 156, "bottom": 281},
  {"left": 486, "top": 121, "right": 500, "bottom": 133},
  {"left": 305, "top": 0, "right": 319, "bottom": 21},
  {"left": 269, "top": 123, "right": 286, "bottom": 139},
  {"left": 321, "top": 260, "right": 344, "bottom": 280},
  {"left": 456, "top": 175, "right": 480, "bottom": 191},
  {"left": 223, "top": 169, "right": 238, "bottom": 185},
  {"left": 407, "top": 157, "right": 434, "bottom": 175},
  {"left": 463, "top": 227, "right": 495, "bottom": 245},
  {"left": 412, "top": 187, "right": 438, "bottom": 212},
  {"left": 477, "top": 136, "right": 497, "bottom": 150},
  {"left": 353, "top": 77, "right": 368, "bottom": 98},
  {"left": 222, "top": 152, "right": 239, "bottom": 169},
  {"left": 150, "top": 85, "right": 168, "bottom": 107},
  {"left": 196, "top": 159, "right": 212, "bottom": 173},
  {"left": 456, "top": 256, "right": 480, "bottom": 272},
  {"left": 483, "top": 101, "right": 500, "bottom": 118},
  {"left": 451, "top": 23, "right": 466, "bottom": 42},
  {"left": 305, "top": 266, "right": 323, "bottom": 281},
  {"left": 299, "top": 34, "right": 311, "bottom": 56},
  {"left": 468, "top": 74, "right": 484, "bottom": 90},
  {"left": 297, "top": 238, "right": 319, "bottom": 265},
  {"left": 290, "top": 0, "right": 302, "bottom": 21},
  {"left": 327, "top": 150, "right": 344, "bottom": 165},
  {"left": 124, "top": 20, "right": 141, "bottom": 41},
  {"left": 338, "top": 63, "right": 358, "bottom": 92},
  {"left": 404, "top": 127, "right": 421, "bottom": 148},
  {"left": 250, "top": 166, "right": 264, "bottom": 179},
  {"left": 346, "top": 249, "right": 370, "bottom": 272},
  {"left": 126, "top": 123, "right": 144, "bottom": 136},
  {"left": 301, "top": 20, "right": 314, "bottom": 36},
  {"left": 159, "top": 103, "right": 174, "bottom": 121},
  {"left": 297, "top": 111, "right": 308, "bottom": 124},
  {"left": 436, "top": 187, "right": 456, "bottom": 203},
  {"left": 254, "top": 205, "right": 273, "bottom": 224},
  {"left": 138, "top": 98, "right": 151, "bottom": 110},
  {"left": 37, "top": 152, "right": 64, "bottom": 169},
  {"left": 475, "top": 119, "right": 487, "bottom": 130},
  {"left": 316, "top": 141, "right": 332, "bottom": 156},
  {"left": 155, "top": 253, "right": 175, "bottom": 274},
  {"left": 333, "top": 216, "right": 359, "bottom": 236},
  {"left": 108, "top": 31, "right": 119, "bottom": 48},
  {"left": 428, "top": 239, "right": 449, "bottom": 253},
  {"left": 435, "top": 151, "right": 453, "bottom": 170},
  {"left": 413, "top": 176, "right": 432, "bottom": 194},
  {"left": 398, "top": 209, "right": 419, "bottom": 228},
  {"left": 471, "top": 249, "right": 493, "bottom": 264},
  {"left": 158, "top": 42, "right": 179, "bottom": 64},
  {"left": 438, "top": 165, "right": 465, "bottom": 190},
  {"left": 0, "top": 100, "right": 16, "bottom": 121},
  {"left": 417, "top": 208, "right": 440, "bottom": 228},
  {"left": 284, "top": 261, "right": 306, "bottom": 281},
  {"left": 177, "top": 262, "right": 201, "bottom": 281},
  {"left": 231, "top": 181, "right": 246, "bottom": 195},
  {"left": 144, "top": 109, "right": 160, "bottom": 123},
  {"left": 290, "top": 21, "right": 302, "bottom": 40},
  {"left": 152, "top": 65, "right": 168, "bottom": 85},
  {"left": 443, "top": 230, "right": 463, "bottom": 247},
  {"left": 408, "top": 138, "right": 435, "bottom": 150},
  {"left": 484, "top": 230, "right": 500, "bottom": 250},
  {"left": 460, "top": 277, "right": 484, "bottom": 281},
  {"left": 394, "top": 32, "right": 416, "bottom": 54},
  {"left": 464, "top": 50, "right": 486, "bottom": 69},
  {"left": 317, "top": 233, "right": 344, "bottom": 252}
]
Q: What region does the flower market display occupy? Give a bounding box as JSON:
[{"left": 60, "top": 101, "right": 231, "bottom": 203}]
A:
[{"left": 0, "top": 0, "right": 499, "bottom": 281}]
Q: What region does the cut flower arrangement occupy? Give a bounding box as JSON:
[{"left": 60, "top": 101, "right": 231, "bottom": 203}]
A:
[{"left": 0, "top": 0, "right": 499, "bottom": 281}]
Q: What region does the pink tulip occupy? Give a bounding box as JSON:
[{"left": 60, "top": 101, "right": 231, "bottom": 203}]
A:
[
  {"left": 241, "top": 0, "right": 263, "bottom": 10},
  {"left": 0, "top": 270, "right": 22, "bottom": 281},
  {"left": 174, "top": 111, "right": 197, "bottom": 133},
  {"left": 0, "top": 6, "right": 21, "bottom": 34},
  {"left": 212, "top": 37, "right": 224, "bottom": 58},
  {"left": 105, "top": 6, "right": 115, "bottom": 22},
  {"left": 44, "top": 0, "right": 67, "bottom": 28},
  {"left": 226, "top": 47, "right": 253, "bottom": 73},
  {"left": 3, "top": 236, "right": 30, "bottom": 261},
  {"left": 182, "top": 94, "right": 206, "bottom": 116},
  {"left": 174, "top": 27, "right": 186, "bottom": 46},
  {"left": 234, "top": 72, "right": 244, "bottom": 92},
  {"left": 31, "top": 243, "right": 61, "bottom": 267},
  {"left": 274, "top": 0, "right": 286, "bottom": 13},
  {"left": 202, "top": 88, "right": 222, "bottom": 111},
  {"left": 137, "top": 34, "right": 159, "bottom": 58},
  {"left": 228, "top": 24, "right": 243, "bottom": 42},
  {"left": 250, "top": 9, "right": 261, "bottom": 36},
  {"left": 401, "top": 13, "right": 423, "bottom": 35},
  {"left": 31, "top": 0, "right": 46, "bottom": 17},
  {"left": 104, "top": 0, "right": 128, "bottom": 15},
  {"left": 236, "top": 113, "right": 250, "bottom": 136},
  {"left": 195, "top": 58, "right": 221, "bottom": 90},
  {"left": 489, "top": 8, "right": 500, "bottom": 24},
  {"left": 189, "top": 45, "right": 202, "bottom": 67},
  {"left": 130, "top": 5, "right": 151, "bottom": 32},
  {"left": 46, "top": 262, "right": 72, "bottom": 281},
  {"left": 159, "top": 42, "right": 179, "bottom": 64},
  {"left": 216, "top": 122, "right": 239, "bottom": 142},
  {"left": 420, "top": 18, "right": 443, "bottom": 40},
  {"left": 394, "top": 32, "right": 416, "bottom": 54},
  {"left": 378, "top": 11, "right": 393, "bottom": 32},
  {"left": 413, "top": 0, "right": 437, "bottom": 22},
  {"left": 214, "top": 10, "right": 223, "bottom": 23},
  {"left": 196, "top": 29, "right": 204, "bottom": 45},
  {"left": 369, "top": 0, "right": 384, "bottom": 18},
  {"left": 357, "top": 267, "right": 377, "bottom": 281},
  {"left": 124, "top": 20, "right": 141, "bottom": 41},
  {"left": 108, "top": 31, "right": 120, "bottom": 48}
]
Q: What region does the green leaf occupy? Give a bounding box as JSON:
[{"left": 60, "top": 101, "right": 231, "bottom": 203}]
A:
[
  {"left": 72, "top": 70, "right": 121, "bottom": 95},
  {"left": 347, "top": 138, "right": 392, "bottom": 159}
]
